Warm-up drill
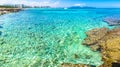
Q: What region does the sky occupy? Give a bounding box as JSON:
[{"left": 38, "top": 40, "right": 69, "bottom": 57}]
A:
[{"left": 0, "top": 0, "right": 120, "bottom": 8}]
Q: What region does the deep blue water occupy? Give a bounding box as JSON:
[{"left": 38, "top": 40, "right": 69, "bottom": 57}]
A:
[{"left": 0, "top": 8, "right": 120, "bottom": 67}]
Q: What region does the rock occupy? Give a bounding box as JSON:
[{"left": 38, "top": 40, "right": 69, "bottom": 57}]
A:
[
  {"left": 83, "top": 28, "right": 120, "bottom": 67},
  {"left": 0, "top": 8, "right": 22, "bottom": 15},
  {"left": 112, "top": 63, "right": 120, "bottom": 67},
  {"left": 103, "top": 17, "right": 120, "bottom": 26},
  {"left": 83, "top": 28, "right": 108, "bottom": 45},
  {"left": 0, "top": 31, "right": 2, "bottom": 35},
  {"left": 89, "top": 44, "right": 101, "bottom": 51},
  {"left": 0, "top": 8, "right": 22, "bottom": 12},
  {"left": 100, "top": 38, "right": 120, "bottom": 67},
  {"left": 61, "top": 63, "right": 91, "bottom": 67}
]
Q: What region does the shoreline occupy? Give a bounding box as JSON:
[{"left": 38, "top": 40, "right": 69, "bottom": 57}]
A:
[
  {"left": 0, "top": 8, "right": 120, "bottom": 67},
  {"left": 83, "top": 27, "right": 120, "bottom": 67},
  {"left": 0, "top": 8, "right": 23, "bottom": 15}
]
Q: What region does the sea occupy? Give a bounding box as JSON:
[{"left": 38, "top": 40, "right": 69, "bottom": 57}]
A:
[{"left": 0, "top": 8, "right": 120, "bottom": 67}]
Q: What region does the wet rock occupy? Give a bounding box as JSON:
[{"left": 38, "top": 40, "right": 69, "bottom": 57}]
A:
[
  {"left": 83, "top": 28, "right": 120, "bottom": 67},
  {"left": 61, "top": 63, "right": 91, "bottom": 67},
  {"left": 0, "top": 8, "right": 22, "bottom": 12},
  {"left": 89, "top": 44, "right": 101, "bottom": 51},
  {"left": 83, "top": 28, "right": 108, "bottom": 45},
  {"left": 103, "top": 17, "right": 120, "bottom": 26},
  {"left": 0, "top": 8, "right": 22, "bottom": 15},
  {"left": 112, "top": 63, "right": 120, "bottom": 67}
]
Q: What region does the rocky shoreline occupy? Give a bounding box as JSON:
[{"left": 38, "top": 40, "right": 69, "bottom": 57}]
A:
[
  {"left": 0, "top": 8, "right": 22, "bottom": 36},
  {"left": 0, "top": 8, "right": 22, "bottom": 15},
  {"left": 83, "top": 27, "right": 120, "bottom": 67},
  {"left": 61, "top": 27, "right": 120, "bottom": 67},
  {"left": 0, "top": 8, "right": 119, "bottom": 67}
]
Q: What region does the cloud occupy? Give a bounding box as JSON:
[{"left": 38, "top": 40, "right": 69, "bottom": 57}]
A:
[
  {"left": 0, "top": 0, "right": 59, "bottom": 7},
  {"left": 74, "top": 3, "right": 86, "bottom": 7}
]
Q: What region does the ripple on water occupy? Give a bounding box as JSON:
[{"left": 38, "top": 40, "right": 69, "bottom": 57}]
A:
[{"left": 0, "top": 8, "right": 118, "bottom": 67}]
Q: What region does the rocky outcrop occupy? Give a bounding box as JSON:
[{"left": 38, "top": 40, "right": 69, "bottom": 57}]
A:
[
  {"left": 0, "top": 8, "right": 22, "bottom": 15},
  {"left": 103, "top": 17, "right": 120, "bottom": 26},
  {"left": 83, "top": 28, "right": 120, "bottom": 67},
  {"left": 82, "top": 28, "right": 108, "bottom": 46}
]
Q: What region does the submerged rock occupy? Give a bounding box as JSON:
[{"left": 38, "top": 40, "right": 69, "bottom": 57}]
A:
[
  {"left": 83, "top": 28, "right": 120, "bottom": 67},
  {"left": 83, "top": 28, "right": 108, "bottom": 45},
  {"left": 0, "top": 31, "right": 2, "bottom": 35},
  {"left": 61, "top": 63, "right": 91, "bottom": 67},
  {"left": 0, "top": 25, "right": 3, "bottom": 28},
  {"left": 103, "top": 17, "right": 120, "bottom": 26}
]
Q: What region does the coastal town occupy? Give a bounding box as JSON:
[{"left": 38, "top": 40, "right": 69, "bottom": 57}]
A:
[{"left": 0, "top": 4, "right": 50, "bottom": 15}]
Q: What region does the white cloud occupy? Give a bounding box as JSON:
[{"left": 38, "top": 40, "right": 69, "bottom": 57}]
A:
[
  {"left": 0, "top": 0, "right": 59, "bottom": 7},
  {"left": 74, "top": 3, "right": 86, "bottom": 7}
]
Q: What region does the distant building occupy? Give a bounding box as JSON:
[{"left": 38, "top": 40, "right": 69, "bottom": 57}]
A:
[
  {"left": 40, "top": 6, "right": 51, "bottom": 8},
  {"left": 32, "top": 6, "right": 51, "bottom": 8},
  {"left": 0, "top": 4, "right": 51, "bottom": 8},
  {"left": 14, "top": 4, "right": 23, "bottom": 8}
]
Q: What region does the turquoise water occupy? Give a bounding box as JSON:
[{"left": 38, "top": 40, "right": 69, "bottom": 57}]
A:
[{"left": 0, "top": 8, "right": 119, "bottom": 67}]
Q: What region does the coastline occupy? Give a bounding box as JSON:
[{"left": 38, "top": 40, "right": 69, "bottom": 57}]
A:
[
  {"left": 0, "top": 8, "right": 23, "bottom": 15},
  {"left": 0, "top": 8, "right": 120, "bottom": 67},
  {"left": 83, "top": 27, "right": 120, "bottom": 67}
]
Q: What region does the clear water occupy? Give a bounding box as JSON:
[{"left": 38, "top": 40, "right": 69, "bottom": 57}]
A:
[{"left": 0, "top": 8, "right": 119, "bottom": 67}]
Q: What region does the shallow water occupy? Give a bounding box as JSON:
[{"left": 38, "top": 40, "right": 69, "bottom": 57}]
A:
[{"left": 0, "top": 8, "right": 119, "bottom": 67}]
